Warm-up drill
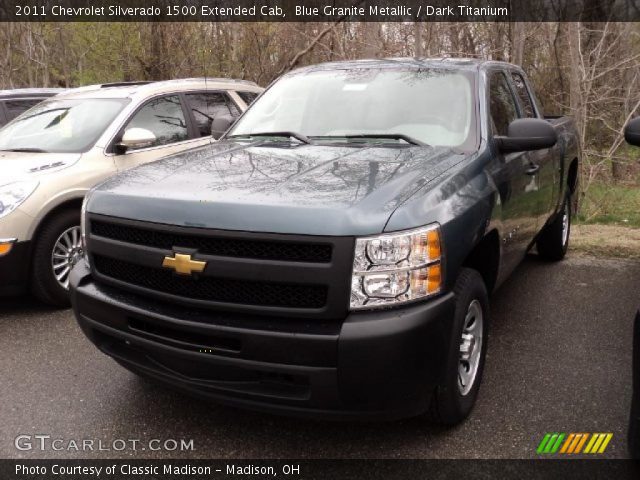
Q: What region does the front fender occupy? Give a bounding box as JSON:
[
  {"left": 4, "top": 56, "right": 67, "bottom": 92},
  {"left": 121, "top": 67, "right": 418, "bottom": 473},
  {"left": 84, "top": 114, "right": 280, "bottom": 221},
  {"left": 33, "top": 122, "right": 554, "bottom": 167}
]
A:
[{"left": 384, "top": 150, "right": 499, "bottom": 292}]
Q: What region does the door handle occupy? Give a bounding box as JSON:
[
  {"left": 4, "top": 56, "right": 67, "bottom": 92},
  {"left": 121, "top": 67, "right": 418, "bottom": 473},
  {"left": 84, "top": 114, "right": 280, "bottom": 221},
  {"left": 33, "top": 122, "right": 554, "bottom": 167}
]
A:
[{"left": 525, "top": 163, "right": 540, "bottom": 175}]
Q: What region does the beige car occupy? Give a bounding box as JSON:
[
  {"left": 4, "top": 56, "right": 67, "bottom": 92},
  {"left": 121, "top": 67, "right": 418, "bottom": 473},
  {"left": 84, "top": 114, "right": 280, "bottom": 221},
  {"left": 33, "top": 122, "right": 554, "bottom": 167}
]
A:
[{"left": 0, "top": 78, "right": 262, "bottom": 306}]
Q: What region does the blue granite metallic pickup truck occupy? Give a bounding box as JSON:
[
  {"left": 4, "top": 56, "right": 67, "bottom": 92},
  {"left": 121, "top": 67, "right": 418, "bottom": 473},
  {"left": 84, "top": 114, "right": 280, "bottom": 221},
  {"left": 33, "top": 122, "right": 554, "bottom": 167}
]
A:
[{"left": 70, "top": 58, "right": 580, "bottom": 424}]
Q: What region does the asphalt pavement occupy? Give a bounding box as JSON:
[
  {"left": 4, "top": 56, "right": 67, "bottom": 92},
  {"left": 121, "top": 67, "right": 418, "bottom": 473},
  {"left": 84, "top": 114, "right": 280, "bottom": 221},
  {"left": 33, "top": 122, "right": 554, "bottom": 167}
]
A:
[{"left": 1, "top": 253, "right": 639, "bottom": 459}]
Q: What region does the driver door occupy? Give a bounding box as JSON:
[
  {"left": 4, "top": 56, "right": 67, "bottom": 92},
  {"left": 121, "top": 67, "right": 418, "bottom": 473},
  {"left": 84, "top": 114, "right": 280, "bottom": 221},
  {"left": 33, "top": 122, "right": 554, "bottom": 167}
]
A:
[
  {"left": 509, "top": 71, "right": 559, "bottom": 227},
  {"left": 489, "top": 71, "right": 539, "bottom": 272}
]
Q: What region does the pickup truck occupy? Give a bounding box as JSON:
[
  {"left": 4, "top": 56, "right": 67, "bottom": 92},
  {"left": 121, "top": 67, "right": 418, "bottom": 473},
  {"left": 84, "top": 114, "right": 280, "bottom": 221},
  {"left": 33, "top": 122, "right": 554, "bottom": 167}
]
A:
[{"left": 70, "top": 58, "right": 580, "bottom": 423}]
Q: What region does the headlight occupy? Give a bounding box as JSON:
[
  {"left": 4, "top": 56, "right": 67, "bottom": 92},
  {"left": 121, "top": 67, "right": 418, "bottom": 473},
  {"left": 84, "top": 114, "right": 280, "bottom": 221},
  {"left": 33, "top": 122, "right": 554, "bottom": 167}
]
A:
[
  {"left": 350, "top": 224, "right": 443, "bottom": 309},
  {"left": 0, "top": 181, "right": 39, "bottom": 219}
]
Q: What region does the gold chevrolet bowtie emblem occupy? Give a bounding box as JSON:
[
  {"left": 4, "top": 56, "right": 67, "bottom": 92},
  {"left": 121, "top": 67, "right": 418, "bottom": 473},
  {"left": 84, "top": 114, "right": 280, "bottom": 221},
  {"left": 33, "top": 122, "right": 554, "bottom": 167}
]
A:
[{"left": 162, "top": 253, "right": 207, "bottom": 276}]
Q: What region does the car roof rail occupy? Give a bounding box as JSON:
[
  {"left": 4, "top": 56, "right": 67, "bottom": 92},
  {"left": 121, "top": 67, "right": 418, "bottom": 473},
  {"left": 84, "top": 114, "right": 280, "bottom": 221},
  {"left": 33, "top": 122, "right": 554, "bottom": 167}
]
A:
[
  {"left": 154, "top": 77, "right": 259, "bottom": 87},
  {"left": 99, "top": 81, "right": 154, "bottom": 88}
]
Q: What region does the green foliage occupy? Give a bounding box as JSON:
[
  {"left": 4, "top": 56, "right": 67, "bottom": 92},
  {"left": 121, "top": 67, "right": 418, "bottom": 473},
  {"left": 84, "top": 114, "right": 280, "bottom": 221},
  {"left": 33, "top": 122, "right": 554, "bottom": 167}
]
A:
[{"left": 577, "top": 183, "right": 640, "bottom": 228}]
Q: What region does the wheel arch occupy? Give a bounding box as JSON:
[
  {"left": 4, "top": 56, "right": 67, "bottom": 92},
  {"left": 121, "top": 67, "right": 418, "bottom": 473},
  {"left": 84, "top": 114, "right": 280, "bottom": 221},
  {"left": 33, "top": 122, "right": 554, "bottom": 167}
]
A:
[
  {"left": 460, "top": 228, "right": 501, "bottom": 294},
  {"left": 567, "top": 157, "right": 579, "bottom": 195},
  {"left": 565, "top": 156, "right": 579, "bottom": 215},
  {"left": 30, "top": 197, "right": 84, "bottom": 245}
]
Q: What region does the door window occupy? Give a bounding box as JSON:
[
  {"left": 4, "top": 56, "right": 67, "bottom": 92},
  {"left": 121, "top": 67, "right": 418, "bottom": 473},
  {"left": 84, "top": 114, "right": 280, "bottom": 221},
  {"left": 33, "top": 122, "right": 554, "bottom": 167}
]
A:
[
  {"left": 237, "top": 91, "right": 259, "bottom": 106},
  {"left": 489, "top": 72, "right": 519, "bottom": 136},
  {"left": 510, "top": 72, "right": 536, "bottom": 118},
  {"left": 123, "top": 95, "right": 188, "bottom": 150},
  {"left": 185, "top": 92, "right": 241, "bottom": 137}
]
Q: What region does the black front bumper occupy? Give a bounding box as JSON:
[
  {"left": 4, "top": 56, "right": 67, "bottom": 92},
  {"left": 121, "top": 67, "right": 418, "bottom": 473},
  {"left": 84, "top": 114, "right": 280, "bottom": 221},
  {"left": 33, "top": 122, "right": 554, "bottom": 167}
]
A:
[
  {"left": 0, "top": 240, "right": 31, "bottom": 296},
  {"left": 70, "top": 262, "right": 456, "bottom": 420}
]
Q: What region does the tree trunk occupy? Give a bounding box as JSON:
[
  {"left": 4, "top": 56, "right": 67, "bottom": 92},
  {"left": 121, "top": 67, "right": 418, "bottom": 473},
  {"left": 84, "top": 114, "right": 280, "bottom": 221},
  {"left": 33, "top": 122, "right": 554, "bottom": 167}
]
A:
[
  {"left": 148, "top": 22, "right": 165, "bottom": 80},
  {"left": 566, "top": 22, "right": 585, "bottom": 153},
  {"left": 414, "top": 22, "right": 422, "bottom": 58},
  {"left": 362, "top": 23, "right": 379, "bottom": 58},
  {"left": 511, "top": 22, "right": 525, "bottom": 65}
]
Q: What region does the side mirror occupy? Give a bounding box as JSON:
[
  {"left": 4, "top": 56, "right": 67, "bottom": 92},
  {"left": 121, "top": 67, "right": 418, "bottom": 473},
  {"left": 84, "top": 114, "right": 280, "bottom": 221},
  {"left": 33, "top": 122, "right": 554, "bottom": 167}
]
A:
[
  {"left": 625, "top": 117, "right": 640, "bottom": 146},
  {"left": 117, "top": 128, "right": 156, "bottom": 152},
  {"left": 495, "top": 118, "right": 557, "bottom": 153},
  {"left": 211, "top": 116, "right": 234, "bottom": 140}
]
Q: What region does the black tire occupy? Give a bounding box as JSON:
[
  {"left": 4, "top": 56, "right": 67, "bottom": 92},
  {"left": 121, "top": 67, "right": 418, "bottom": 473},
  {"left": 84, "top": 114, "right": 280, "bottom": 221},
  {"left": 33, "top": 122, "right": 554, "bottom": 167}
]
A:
[
  {"left": 30, "top": 209, "right": 81, "bottom": 307},
  {"left": 536, "top": 194, "right": 571, "bottom": 261},
  {"left": 427, "top": 268, "right": 489, "bottom": 425}
]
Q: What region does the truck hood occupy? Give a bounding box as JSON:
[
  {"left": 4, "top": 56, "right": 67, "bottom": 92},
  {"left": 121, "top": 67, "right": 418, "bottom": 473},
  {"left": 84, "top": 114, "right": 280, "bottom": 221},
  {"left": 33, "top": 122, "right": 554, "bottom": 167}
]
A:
[
  {"left": 89, "top": 140, "right": 468, "bottom": 236},
  {"left": 0, "top": 150, "right": 82, "bottom": 182}
]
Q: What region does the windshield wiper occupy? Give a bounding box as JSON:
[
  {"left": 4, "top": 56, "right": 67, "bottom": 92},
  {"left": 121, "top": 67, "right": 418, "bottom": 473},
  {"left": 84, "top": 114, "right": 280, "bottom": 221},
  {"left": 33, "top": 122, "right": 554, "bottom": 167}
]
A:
[
  {"left": 228, "top": 131, "right": 312, "bottom": 144},
  {"left": 0, "top": 147, "right": 49, "bottom": 153},
  {"left": 313, "top": 134, "right": 427, "bottom": 146}
]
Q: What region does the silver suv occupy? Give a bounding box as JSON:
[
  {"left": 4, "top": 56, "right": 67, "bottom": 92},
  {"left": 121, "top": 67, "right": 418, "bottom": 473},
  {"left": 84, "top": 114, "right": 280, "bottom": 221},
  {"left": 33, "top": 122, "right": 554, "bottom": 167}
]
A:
[{"left": 0, "top": 78, "right": 262, "bottom": 306}]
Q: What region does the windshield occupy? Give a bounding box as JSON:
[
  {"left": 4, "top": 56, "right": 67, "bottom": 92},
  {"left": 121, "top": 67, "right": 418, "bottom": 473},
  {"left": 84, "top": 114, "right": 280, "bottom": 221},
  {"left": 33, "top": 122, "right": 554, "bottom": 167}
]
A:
[
  {"left": 229, "top": 68, "right": 477, "bottom": 149},
  {"left": 0, "top": 98, "right": 128, "bottom": 153}
]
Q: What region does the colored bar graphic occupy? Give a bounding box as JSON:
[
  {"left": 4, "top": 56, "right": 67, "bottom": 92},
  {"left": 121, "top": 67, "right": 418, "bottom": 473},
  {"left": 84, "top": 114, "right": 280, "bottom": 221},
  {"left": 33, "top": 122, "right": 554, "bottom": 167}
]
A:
[
  {"left": 537, "top": 433, "right": 613, "bottom": 455},
  {"left": 597, "top": 433, "right": 613, "bottom": 453},
  {"left": 536, "top": 433, "right": 552, "bottom": 454},
  {"left": 550, "top": 433, "right": 565, "bottom": 453},
  {"left": 574, "top": 433, "right": 588, "bottom": 453},
  {"left": 584, "top": 433, "right": 614, "bottom": 454},
  {"left": 559, "top": 433, "right": 575, "bottom": 453},
  {"left": 583, "top": 433, "right": 599, "bottom": 453},
  {"left": 544, "top": 433, "right": 558, "bottom": 453},
  {"left": 562, "top": 433, "right": 584, "bottom": 453}
]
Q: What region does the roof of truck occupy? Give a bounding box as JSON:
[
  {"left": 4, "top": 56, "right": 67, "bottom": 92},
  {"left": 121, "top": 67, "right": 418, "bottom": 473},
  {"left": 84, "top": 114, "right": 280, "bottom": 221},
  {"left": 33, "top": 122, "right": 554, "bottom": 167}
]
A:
[
  {"left": 290, "top": 57, "right": 519, "bottom": 74},
  {"left": 55, "top": 78, "right": 262, "bottom": 101}
]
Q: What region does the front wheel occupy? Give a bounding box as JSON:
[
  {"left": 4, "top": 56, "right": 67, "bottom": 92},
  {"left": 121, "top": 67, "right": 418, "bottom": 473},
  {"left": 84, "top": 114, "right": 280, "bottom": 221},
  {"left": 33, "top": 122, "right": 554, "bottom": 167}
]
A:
[
  {"left": 427, "top": 268, "right": 489, "bottom": 425},
  {"left": 31, "top": 209, "right": 82, "bottom": 307},
  {"left": 536, "top": 194, "right": 571, "bottom": 261}
]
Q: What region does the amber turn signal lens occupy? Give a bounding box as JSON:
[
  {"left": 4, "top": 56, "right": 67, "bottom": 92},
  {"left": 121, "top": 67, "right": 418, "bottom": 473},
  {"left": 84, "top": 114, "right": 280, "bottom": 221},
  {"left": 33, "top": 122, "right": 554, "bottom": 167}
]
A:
[
  {"left": 427, "top": 230, "right": 441, "bottom": 260},
  {"left": 0, "top": 242, "right": 13, "bottom": 256},
  {"left": 409, "top": 263, "right": 442, "bottom": 297},
  {"left": 427, "top": 263, "right": 442, "bottom": 294}
]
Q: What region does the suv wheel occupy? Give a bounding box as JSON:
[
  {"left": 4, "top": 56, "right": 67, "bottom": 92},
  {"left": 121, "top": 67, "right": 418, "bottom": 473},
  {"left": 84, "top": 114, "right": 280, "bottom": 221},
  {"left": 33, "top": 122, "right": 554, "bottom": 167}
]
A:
[
  {"left": 537, "top": 194, "right": 571, "bottom": 261},
  {"left": 31, "top": 209, "right": 82, "bottom": 307},
  {"left": 427, "top": 268, "right": 489, "bottom": 425}
]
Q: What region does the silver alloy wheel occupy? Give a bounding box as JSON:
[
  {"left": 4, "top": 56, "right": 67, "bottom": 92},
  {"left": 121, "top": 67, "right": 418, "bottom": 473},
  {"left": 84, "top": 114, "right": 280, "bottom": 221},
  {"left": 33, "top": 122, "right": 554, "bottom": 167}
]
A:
[
  {"left": 458, "top": 299, "right": 483, "bottom": 396},
  {"left": 51, "top": 225, "right": 83, "bottom": 290},
  {"left": 561, "top": 199, "right": 570, "bottom": 247}
]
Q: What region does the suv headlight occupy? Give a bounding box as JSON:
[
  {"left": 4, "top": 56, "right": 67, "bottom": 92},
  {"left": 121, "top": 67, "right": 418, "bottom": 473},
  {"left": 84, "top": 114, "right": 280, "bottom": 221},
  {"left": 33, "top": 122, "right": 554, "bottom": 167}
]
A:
[
  {"left": 0, "top": 181, "right": 39, "bottom": 219},
  {"left": 350, "top": 224, "right": 443, "bottom": 309}
]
